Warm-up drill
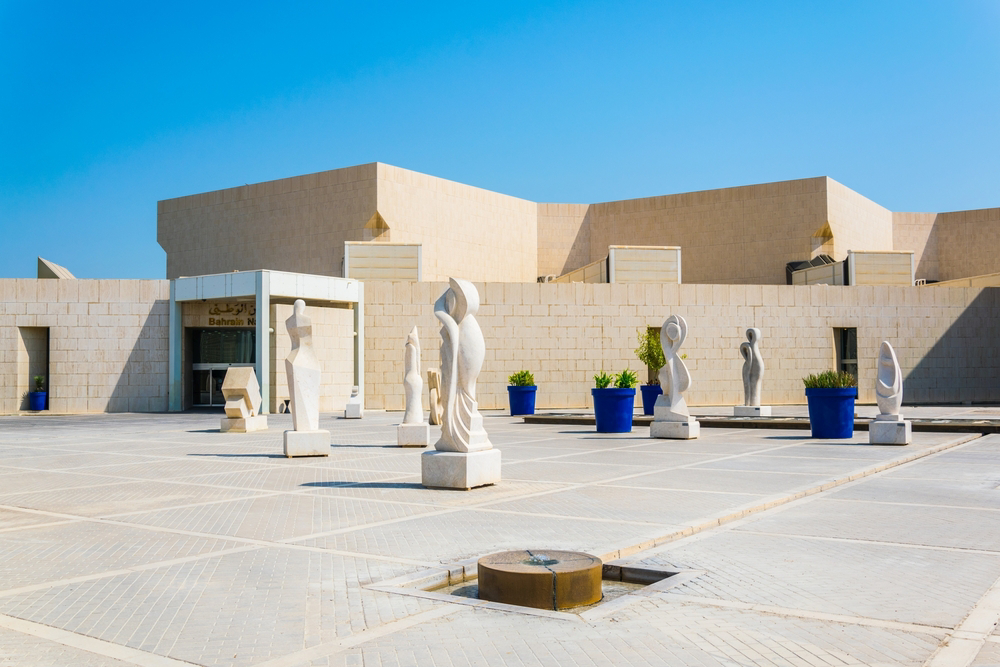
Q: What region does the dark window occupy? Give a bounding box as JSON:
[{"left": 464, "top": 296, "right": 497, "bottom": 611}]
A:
[
  {"left": 192, "top": 329, "right": 255, "bottom": 364},
  {"left": 835, "top": 328, "right": 858, "bottom": 379}
]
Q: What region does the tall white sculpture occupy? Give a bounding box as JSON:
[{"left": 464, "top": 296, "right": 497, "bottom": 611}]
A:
[
  {"left": 422, "top": 278, "right": 501, "bottom": 489},
  {"left": 282, "top": 300, "right": 330, "bottom": 457},
  {"left": 398, "top": 326, "right": 430, "bottom": 447},
  {"left": 870, "top": 341, "right": 911, "bottom": 445},
  {"left": 734, "top": 328, "right": 771, "bottom": 417},
  {"left": 427, "top": 369, "right": 443, "bottom": 426},
  {"left": 650, "top": 315, "right": 699, "bottom": 439}
]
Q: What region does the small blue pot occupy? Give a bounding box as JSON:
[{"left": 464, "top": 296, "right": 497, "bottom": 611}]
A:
[
  {"left": 507, "top": 386, "right": 537, "bottom": 416},
  {"left": 805, "top": 387, "right": 857, "bottom": 439},
  {"left": 592, "top": 388, "right": 636, "bottom": 433},
  {"left": 28, "top": 391, "right": 46, "bottom": 411},
  {"left": 639, "top": 384, "right": 662, "bottom": 416}
]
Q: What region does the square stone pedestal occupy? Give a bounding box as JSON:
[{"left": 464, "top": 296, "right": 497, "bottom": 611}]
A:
[
  {"left": 283, "top": 430, "right": 330, "bottom": 457},
  {"left": 650, "top": 420, "right": 700, "bottom": 440},
  {"left": 221, "top": 415, "right": 268, "bottom": 433},
  {"left": 734, "top": 406, "right": 772, "bottom": 417},
  {"left": 869, "top": 420, "right": 911, "bottom": 445},
  {"left": 422, "top": 449, "right": 501, "bottom": 490},
  {"left": 344, "top": 403, "right": 363, "bottom": 419},
  {"left": 397, "top": 423, "right": 430, "bottom": 447}
]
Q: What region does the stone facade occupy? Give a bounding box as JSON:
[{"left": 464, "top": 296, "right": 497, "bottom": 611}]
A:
[
  {"left": 363, "top": 281, "right": 1000, "bottom": 411},
  {"left": 0, "top": 279, "right": 170, "bottom": 413}
]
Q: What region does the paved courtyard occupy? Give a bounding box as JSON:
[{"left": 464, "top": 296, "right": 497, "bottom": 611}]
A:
[{"left": 1, "top": 411, "right": 1000, "bottom": 666}]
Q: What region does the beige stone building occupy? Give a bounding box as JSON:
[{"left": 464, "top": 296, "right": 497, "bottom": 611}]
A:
[{"left": 2, "top": 162, "right": 998, "bottom": 414}]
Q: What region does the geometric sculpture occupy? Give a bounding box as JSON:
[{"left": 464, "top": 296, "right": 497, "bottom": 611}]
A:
[
  {"left": 422, "top": 278, "right": 501, "bottom": 489},
  {"left": 650, "top": 314, "right": 700, "bottom": 439},
  {"left": 219, "top": 367, "right": 268, "bottom": 432},
  {"left": 282, "top": 299, "right": 330, "bottom": 457},
  {"left": 734, "top": 327, "right": 772, "bottom": 417},
  {"left": 398, "top": 326, "right": 430, "bottom": 447},
  {"left": 345, "top": 385, "right": 363, "bottom": 419},
  {"left": 870, "top": 341, "right": 911, "bottom": 445},
  {"left": 427, "top": 368, "right": 443, "bottom": 426}
]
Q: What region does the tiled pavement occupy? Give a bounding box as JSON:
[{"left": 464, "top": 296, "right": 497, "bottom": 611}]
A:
[{"left": 0, "top": 411, "right": 999, "bottom": 666}]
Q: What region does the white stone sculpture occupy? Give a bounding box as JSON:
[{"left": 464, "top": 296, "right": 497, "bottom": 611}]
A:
[
  {"left": 427, "top": 369, "right": 443, "bottom": 426},
  {"left": 734, "top": 327, "right": 771, "bottom": 417},
  {"left": 870, "top": 341, "right": 911, "bottom": 445},
  {"left": 220, "top": 367, "right": 267, "bottom": 432},
  {"left": 398, "top": 326, "right": 430, "bottom": 447},
  {"left": 422, "top": 278, "right": 501, "bottom": 489},
  {"left": 282, "top": 300, "right": 330, "bottom": 457},
  {"left": 345, "top": 386, "right": 363, "bottom": 419},
  {"left": 650, "top": 315, "right": 699, "bottom": 439}
]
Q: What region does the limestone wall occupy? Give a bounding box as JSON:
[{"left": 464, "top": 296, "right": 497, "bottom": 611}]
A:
[
  {"left": 893, "top": 212, "right": 939, "bottom": 282},
  {"left": 0, "top": 279, "right": 170, "bottom": 414},
  {"left": 374, "top": 163, "right": 538, "bottom": 283},
  {"left": 363, "top": 281, "right": 999, "bottom": 411},
  {"left": 585, "top": 178, "right": 829, "bottom": 285},
  {"left": 270, "top": 303, "right": 355, "bottom": 414},
  {"left": 158, "top": 163, "right": 378, "bottom": 280},
  {"left": 536, "top": 202, "right": 591, "bottom": 278},
  {"left": 826, "top": 179, "right": 894, "bottom": 259},
  {"left": 936, "top": 207, "right": 1000, "bottom": 282}
]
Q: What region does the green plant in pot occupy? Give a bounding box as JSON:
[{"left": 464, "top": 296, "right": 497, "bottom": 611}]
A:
[
  {"left": 803, "top": 370, "right": 858, "bottom": 439},
  {"left": 635, "top": 328, "right": 665, "bottom": 415},
  {"left": 591, "top": 369, "right": 637, "bottom": 433},
  {"left": 506, "top": 370, "right": 537, "bottom": 416},
  {"left": 29, "top": 375, "right": 47, "bottom": 411}
]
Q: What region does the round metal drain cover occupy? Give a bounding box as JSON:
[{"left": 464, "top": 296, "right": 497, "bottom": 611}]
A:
[{"left": 477, "top": 550, "right": 602, "bottom": 610}]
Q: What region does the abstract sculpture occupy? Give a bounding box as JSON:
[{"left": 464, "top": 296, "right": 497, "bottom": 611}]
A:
[
  {"left": 870, "top": 341, "right": 911, "bottom": 445},
  {"left": 422, "top": 278, "right": 501, "bottom": 488},
  {"left": 219, "top": 367, "right": 267, "bottom": 432},
  {"left": 398, "top": 326, "right": 430, "bottom": 447},
  {"left": 282, "top": 300, "right": 330, "bottom": 457},
  {"left": 650, "top": 315, "right": 699, "bottom": 439},
  {"left": 427, "top": 369, "right": 443, "bottom": 426},
  {"left": 734, "top": 328, "right": 771, "bottom": 416}
]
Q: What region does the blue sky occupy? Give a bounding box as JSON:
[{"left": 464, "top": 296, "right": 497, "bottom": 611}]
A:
[{"left": 2, "top": 1, "right": 998, "bottom": 279}]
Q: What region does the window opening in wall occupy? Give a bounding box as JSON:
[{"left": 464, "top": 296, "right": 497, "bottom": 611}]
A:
[
  {"left": 834, "top": 328, "right": 858, "bottom": 380},
  {"left": 17, "top": 327, "right": 49, "bottom": 411}
]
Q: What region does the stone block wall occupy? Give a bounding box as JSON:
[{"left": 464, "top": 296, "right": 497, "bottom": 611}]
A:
[
  {"left": 271, "top": 303, "right": 355, "bottom": 414},
  {"left": 363, "top": 281, "right": 999, "bottom": 411},
  {"left": 0, "top": 279, "right": 170, "bottom": 413}
]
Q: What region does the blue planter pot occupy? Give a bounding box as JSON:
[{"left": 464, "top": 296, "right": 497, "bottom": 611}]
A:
[
  {"left": 639, "top": 384, "right": 662, "bottom": 416},
  {"left": 805, "top": 387, "right": 857, "bottom": 439},
  {"left": 28, "top": 391, "right": 46, "bottom": 411},
  {"left": 592, "top": 388, "right": 636, "bottom": 433},
  {"left": 507, "top": 386, "right": 537, "bottom": 416}
]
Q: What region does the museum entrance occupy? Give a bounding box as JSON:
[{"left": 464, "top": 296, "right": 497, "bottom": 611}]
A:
[{"left": 190, "top": 328, "right": 256, "bottom": 407}]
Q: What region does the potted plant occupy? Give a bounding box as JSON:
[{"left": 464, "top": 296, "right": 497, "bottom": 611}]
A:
[
  {"left": 29, "top": 375, "right": 46, "bottom": 411},
  {"left": 635, "top": 328, "right": 665, "bottom": 415},
  {"left": 592, "top": 369, "right": 638, "bottom": 433},
  {"left": 803, "top": 371, "right": 857, "bottom": 438},
  {"left": 507, "top": 370, "right": 537, "bottom": 416}
]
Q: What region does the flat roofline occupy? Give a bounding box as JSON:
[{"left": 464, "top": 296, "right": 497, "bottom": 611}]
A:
[{"left": 172, "top": 270, "right": 360, "bottom": 303}]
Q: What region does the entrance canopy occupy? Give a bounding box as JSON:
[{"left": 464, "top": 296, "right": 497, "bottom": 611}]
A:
[{"left": 169, "top": 270, "right": 363, "bottom": 413}]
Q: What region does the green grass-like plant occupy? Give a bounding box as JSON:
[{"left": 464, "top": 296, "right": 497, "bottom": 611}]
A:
[
  {"left": 33, "top": 375, "right": 45, "bottom": 392},
  {"left": 593, "top": 371, "right": 613, "bottom": 389},
  {"left": 507, "top": 370, "right": 535, "bottom": 387},
  {"left": 802, "top": 370, "right": 857, "bottom": 389},
  {"left": 615, "top": 369, "right": 638, "bottom": 389},
  {"left": 634, "top": 328, "right": 665, "bottom": 385}
]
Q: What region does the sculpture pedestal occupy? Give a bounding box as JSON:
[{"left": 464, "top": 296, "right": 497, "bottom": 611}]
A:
[
  {"left": 650, "top": 420, "right": 700, "bottom": 440},
  {"left": 221, "top": 415, "right": 268, "bottom": 433},
  {"left": 397, "top": 423, "right": 430, "bottom": 447},
  {"left": 869, "top": 419, "right": 911, "bottom": 445},
  {"left": 421, "top": 449, "right": 501, "bottom": 490},
  {"left": 734, "top": 406, "right": 771, "bottom": 417},
  {"left": 283, "top": 430, "right": 330, "bottom": 457},
  {"left": 344, "top": 404, "right": 363, "bottom": 419}
]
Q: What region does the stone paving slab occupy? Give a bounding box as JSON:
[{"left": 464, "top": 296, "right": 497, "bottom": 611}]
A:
[
  {"left": 0, "top": 624, "right": 138, "bottom": 667},
  {"left": 828, "top": 476, "right": 1000, "bottom": 510},
  {"left": 0, "top": 411, "right": 993, "bottom": 667}
]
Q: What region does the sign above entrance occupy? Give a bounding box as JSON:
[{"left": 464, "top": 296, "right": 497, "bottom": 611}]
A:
[{"left": 183, "top": 302, "right": 257, "bottom": 328}]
